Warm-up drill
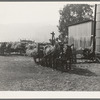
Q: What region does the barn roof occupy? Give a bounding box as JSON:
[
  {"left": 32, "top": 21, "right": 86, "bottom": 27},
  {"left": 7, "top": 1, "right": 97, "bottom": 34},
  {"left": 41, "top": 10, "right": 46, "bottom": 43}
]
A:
[{"left": 68, "top": 20, "right": 93, "bottom": 27}]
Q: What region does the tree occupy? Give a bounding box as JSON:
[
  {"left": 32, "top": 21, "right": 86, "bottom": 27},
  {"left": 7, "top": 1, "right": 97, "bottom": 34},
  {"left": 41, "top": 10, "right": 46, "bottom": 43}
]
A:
[{"left": 58, "top": 4, "right": 94, "bottom": 40}]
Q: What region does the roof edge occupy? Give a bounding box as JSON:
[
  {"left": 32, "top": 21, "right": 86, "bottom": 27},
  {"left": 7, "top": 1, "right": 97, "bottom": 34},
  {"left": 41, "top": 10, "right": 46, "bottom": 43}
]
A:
[{"left": 68, "top": 20, "right": 93, "bottom": 27}]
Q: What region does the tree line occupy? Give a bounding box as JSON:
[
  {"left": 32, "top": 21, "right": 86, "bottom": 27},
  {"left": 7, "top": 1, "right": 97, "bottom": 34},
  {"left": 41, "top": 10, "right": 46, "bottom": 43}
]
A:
[{"left": 57, "top": 4, "right": 94, "bottom": 42}]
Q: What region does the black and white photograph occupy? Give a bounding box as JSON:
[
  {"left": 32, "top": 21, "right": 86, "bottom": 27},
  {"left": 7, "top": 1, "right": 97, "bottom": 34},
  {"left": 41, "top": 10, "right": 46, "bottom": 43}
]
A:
[{"left": 0, "top": 1, "right": 100, "bottom": 92}]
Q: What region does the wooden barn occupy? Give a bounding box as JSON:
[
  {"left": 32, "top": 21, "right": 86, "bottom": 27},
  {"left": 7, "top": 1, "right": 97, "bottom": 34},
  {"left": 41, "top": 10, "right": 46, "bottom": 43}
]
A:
[{"left": 68, "top": 20, "right": 94, "bottom": 50}]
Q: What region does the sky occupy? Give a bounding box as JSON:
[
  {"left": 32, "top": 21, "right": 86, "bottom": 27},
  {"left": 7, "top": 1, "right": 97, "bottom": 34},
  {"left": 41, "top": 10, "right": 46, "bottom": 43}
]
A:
[{"left": 0, "top": 2, "right": 67, "bottom": 42}]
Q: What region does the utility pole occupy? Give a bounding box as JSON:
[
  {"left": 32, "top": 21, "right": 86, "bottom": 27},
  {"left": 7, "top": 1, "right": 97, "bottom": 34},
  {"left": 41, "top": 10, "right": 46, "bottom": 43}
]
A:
[{"left": 93, "top": 4, "right": 97, "bottom": 56}]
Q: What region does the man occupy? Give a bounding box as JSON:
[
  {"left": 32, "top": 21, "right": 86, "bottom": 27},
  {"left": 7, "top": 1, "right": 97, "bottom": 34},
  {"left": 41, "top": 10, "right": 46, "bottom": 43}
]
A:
[{"left": 53, "top": 38, "right": 60, "bottom": 57}]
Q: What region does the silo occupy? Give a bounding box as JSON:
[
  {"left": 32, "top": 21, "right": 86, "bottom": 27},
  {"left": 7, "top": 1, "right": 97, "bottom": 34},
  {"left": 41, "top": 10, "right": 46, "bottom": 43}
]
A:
[{"left": 96, "top": 4, "right": 100, "bottom": 53}]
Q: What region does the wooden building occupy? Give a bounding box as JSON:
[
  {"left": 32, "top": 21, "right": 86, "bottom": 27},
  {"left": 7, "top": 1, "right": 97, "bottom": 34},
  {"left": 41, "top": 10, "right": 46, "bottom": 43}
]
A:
[{"left": 68, "top": 20, "right": 94, "bottom": 50}]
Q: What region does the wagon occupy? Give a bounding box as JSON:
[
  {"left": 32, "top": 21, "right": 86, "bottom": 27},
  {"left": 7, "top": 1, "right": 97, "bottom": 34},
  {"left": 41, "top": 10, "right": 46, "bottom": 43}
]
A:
[{"left": 33, "top": 42, "right": 50, "bottom": 64}]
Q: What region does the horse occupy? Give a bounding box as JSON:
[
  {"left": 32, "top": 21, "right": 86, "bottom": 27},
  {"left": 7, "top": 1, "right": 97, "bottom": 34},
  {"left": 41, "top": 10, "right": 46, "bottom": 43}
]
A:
[
  {"left": 59, "top": 44, "right": 74, "bottom": 71},
  {"left": 26, "top": 43, "right": 37, "bottom": 56},
  {"left": 43, "top": 45, "right": 55, "bottom": 56},
  {"left": 42, "top": 42, "right": 61, "bottom": 68},
  {"left": 42, "top": 45, "right": 55, "bottom": 67}
]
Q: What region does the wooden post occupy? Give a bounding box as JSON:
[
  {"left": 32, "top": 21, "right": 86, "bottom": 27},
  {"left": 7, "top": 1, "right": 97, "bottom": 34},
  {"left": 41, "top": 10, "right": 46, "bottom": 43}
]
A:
[{"left": 93, "top": 4, "right": 97, "bottom": 55}]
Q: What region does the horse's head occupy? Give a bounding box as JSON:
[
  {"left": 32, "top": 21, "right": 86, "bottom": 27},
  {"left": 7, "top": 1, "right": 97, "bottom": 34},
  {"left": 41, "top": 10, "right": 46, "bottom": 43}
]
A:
[
  {"left": 63, "top": 44, "right": 73, "bottom": 55},
  {"left": 67, "top": 45, "right": 72, "bottom": 51}
]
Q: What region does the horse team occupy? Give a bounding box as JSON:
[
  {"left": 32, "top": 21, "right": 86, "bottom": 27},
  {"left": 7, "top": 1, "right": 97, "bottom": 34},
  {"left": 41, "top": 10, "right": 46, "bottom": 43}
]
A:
[
  {"left": 0, "top": 40, "right": 94, "bottom": 71},
  {"left": 32, "top": 42, "right": 76, "bottom": 71}
]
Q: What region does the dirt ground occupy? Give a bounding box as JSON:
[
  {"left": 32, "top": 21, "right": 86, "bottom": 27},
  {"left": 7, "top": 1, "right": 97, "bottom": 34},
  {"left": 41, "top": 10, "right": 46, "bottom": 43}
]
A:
[{"left": 0, "top": 55, "right": 100, "bottom": 91}]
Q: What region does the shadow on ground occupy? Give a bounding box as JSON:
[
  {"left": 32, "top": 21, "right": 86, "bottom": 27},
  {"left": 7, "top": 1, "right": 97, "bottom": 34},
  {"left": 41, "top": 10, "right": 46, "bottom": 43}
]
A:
[
  {"left": 67, "top": 67, "right": 97, "bottom": 77},
  {"left": 38, "top": 63, "right": 97, "bottom": 77}
]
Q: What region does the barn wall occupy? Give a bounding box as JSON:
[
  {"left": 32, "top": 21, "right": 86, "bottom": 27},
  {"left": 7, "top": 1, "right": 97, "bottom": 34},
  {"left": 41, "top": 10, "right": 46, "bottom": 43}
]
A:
[
  {"left": 68, "top": 21, "right": 93, "bottom": 49},
  {"left": 96, "top": 4, "right": 100, "bottom": 53}
]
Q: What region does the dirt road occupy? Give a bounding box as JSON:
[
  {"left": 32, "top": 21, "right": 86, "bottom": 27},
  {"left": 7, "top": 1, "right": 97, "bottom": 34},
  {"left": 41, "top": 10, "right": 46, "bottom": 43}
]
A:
[{"left": 0, "top": 56, "right": 100, "bottom": 91}]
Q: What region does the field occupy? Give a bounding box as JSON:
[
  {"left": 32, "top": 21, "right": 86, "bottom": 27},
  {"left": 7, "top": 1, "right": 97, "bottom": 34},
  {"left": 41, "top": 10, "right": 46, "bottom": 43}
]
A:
[{"left": 0, "top": 55, "right": 100, "bottom": 91}]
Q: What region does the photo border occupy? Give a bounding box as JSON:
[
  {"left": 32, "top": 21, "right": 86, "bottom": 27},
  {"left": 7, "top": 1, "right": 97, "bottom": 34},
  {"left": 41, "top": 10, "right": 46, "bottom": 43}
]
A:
[{"left": 0, "top": 0, "right": 100, "bottom": 99}]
